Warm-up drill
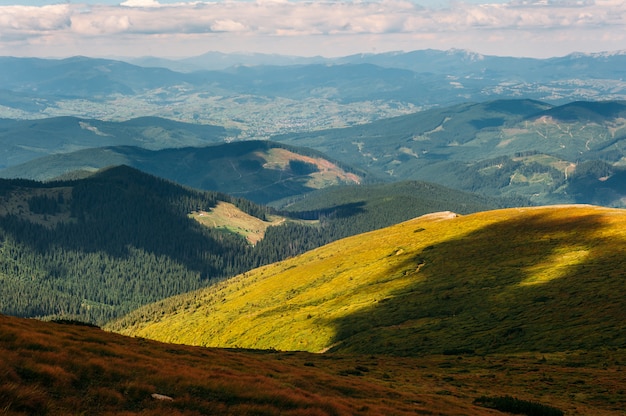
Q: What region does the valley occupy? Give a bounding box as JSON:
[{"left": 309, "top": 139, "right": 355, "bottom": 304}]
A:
[{"left": 0, "top": 166, "right": 505, "bottom": 324}]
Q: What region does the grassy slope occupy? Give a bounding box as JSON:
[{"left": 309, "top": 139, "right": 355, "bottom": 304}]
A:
[
  {"left": 191, "top": 202, "right": 286, "bottom": 244},
  {"left": 111, "top": 205, "right": 626, "bottom": 357},
  {"left": 3, "top": 314, "right": 625, "bottom": 415}
]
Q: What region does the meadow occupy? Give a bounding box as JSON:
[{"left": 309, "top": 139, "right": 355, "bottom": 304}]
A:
[{"left": 111, "top": 205, "right": 626, "bottom": 358}]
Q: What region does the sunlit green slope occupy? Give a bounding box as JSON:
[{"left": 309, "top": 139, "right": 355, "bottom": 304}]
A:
[{"left": 110, "top": 205, "right": 626, "bottom": 356}]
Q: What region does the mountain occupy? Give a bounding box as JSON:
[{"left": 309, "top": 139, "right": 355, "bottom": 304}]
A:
[
  {"left": 111, "top": 205, "right": 626, "bottom": 358},
  {"left": 6, "top": 99, "right": 626, "bottom": 206},
  {"left": 0, "top": 56, "right": 184, "bottom": 97},
  {"left": 9, "top": 313, "right": 622, "bottom": 415},
  {"left": 334, "top": 49, "right": 626, "bottom": 83},
  {"left": 275, "top": 99, "right": 626, "bottom": 206},
  {"left": 0, "top": 116, "right": 233, "bottom": 169},
  {"left": 0, "top": 140, "right": 365, "bottom": 205},
  {"left": 127, "top": 51, "right": 328, "bottom": 72},
  {"left": 3, "top": 51, "right": 626, "bottom": 138},
  {"left": 0, "top": 165, "right": 299, "bottom": 324},
  {"left": 0, "top": 164, "right": 512, "bottom": 324},
  {"left": 128, "top": 48, "right": 626, "bottom": 83}
]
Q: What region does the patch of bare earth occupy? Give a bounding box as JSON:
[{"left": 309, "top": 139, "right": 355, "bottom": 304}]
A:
[{"left": 260, "top": 148, "right": 361, "bottom": 187}]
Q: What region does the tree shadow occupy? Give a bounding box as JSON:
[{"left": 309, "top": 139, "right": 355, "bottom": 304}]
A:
[{"left": 328, "top": 208, "right": 626, "bottom": 356}]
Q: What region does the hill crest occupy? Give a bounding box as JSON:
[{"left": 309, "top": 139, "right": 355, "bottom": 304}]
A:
[
  {"left": 0, "top": 140, "right": 364, "bottom": 205},
  {"left": 111, "top": 204, "right": 626, "bottom": 357}
]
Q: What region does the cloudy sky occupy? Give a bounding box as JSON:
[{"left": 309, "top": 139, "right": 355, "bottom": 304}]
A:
[{"left": 0, "top": 0, "right": 625, "bottom": 59}]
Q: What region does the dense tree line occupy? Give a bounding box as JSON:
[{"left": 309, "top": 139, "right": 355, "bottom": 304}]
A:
[
  {"left": 0, "top": 166, "right": 529, "bottom": 325},
  {"left": 0, "top": 166, "right": 294, "bottom": 324},
  {"left": 453, "top": 156, "right": 563, "bottom": 194}
]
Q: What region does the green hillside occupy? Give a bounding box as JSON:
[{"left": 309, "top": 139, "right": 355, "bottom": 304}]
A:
[
  {"left": 275, "top": 99, "right": 626, "bottom": 206},
  {"left": 0, "top": 140, "right": 365, "bottom": 205},
  {"left": 273, "top": 180, "right": 527, "bottom": 239},
  {"left": 0, "top": 165, "right": 511, "bottom": 325},
  {"left": 111, "top": 205, "right": 626, "bottom": 357},
  {"left": 0, "top": 166, "right": 299, "bottom": 324},
  {"left": 0, "top": 116, "right": 232, "bottom": 168},
  {"left": 6, "top": 99, "right": 626, "bottom": 206}
]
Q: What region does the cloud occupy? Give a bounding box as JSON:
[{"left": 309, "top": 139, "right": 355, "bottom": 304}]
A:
[
  {"left": 121, "top": 0, "right": 162, "bottom": 7},
  {"left": 0, "top": 0, "right": 624, "bottom": 57},
  {"left": 210, "top": 19, "right": 247, "bottom": 32},
  {"left": 0, "top": 4, "right": 71, "bottom": 33}
]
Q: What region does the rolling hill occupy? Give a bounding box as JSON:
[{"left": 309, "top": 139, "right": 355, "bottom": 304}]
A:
[
  {"left": 0, "top": 116, "right": 234, "bottom": 169},
  {"left": 0, "top": 165, "right": 513, "bottom": 324},
  {"left": 0, "top": 165, "right": 294, "bottom": 324},
  {"left": 0, "top": 140, "right": 364, "bottom": 204},
  {"left": 275, "top": 99, "right": 626, "bottom": 206},
  {"left": 5, "top": 99, "right": 626, "bottom": 206},
  {"left": 110, "top": 204, "right": 626, "bottom": 358}
]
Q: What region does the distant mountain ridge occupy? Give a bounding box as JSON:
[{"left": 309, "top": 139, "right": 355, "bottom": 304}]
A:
[
  {"left": 276, "top": 99, "right": 626, "bottom": 206},
  {"left": 127, "top": 48, "right": 626, "bottom": 76},
  {"left": 2, "top": 50, "right": 626, "bottom": 137},
  {"left": 0, "top": 140, "right": 364, "bottom": 204}
]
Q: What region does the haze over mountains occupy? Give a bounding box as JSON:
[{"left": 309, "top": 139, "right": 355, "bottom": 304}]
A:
[
  {"left": 2, "top": 49, "right": 626, "bottom": 137},
  {"left": 1, "top": 49, "right": 626, "bottom": 415}
]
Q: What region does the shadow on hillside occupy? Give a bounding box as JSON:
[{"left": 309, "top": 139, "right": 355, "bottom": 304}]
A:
[{"left": 329, "top": 209, "right": 626, "bottom": 356}]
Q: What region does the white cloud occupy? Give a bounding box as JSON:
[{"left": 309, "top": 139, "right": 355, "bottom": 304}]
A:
[
  {"left": 0, "top": 0, "right": 624, "bottom": 57},
  {"left": 210, "top": 19, "right": 247, "bottom": 32},
  {"left": 0, "top": 4, "right": 71, "bottom": 32},
  {"left": 121, "top": 0, "right": 162, "bottom": 7}
]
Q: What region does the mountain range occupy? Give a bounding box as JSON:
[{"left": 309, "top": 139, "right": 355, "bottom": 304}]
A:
[
  {"left": 3, "top": 98, "right": 626, "bottom": 207},
  {"left": 2, "top": 203, "right": 624, "bottom": 415},
  {"left": 2, "top": 50, "right": 626, "bottom": 137},
  {"left": 277, "top": 99, "right": 626, "bottom": 206},
  {"left": 0, "top": 140, "right": 363, "bottom": 204},
  {"left": 2, "top": 50, "right": 626, "bottom": 415}
]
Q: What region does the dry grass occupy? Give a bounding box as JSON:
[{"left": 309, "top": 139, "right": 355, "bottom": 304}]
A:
[
  {"left": 191, "top": 202, "right": 285, "bottom": 244},
  {"left": 262, "top": 148, "right": 361, "bottom": 187},
  {"left": 0, "top": 186, "right": 73, "bottom": 228},
  {"left": 2, "top": 314, "right": 625, "bottom": 415}
]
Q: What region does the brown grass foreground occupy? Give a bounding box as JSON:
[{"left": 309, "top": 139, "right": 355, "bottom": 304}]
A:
[{"left": 1, "top": 314, "right": 625, "bottom": 415}]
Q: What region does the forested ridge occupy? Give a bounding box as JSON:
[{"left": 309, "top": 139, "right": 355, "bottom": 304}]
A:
[
  {"left": 0, "top": 166, "right": 304, "bottom": 324},
  {"left": 0, "top": 165, "right": 514, "bottom": 325}
]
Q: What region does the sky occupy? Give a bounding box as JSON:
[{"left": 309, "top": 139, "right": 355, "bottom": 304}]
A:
[{"left": 0, "top": 0, "right": 625, "bottom": 59}]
